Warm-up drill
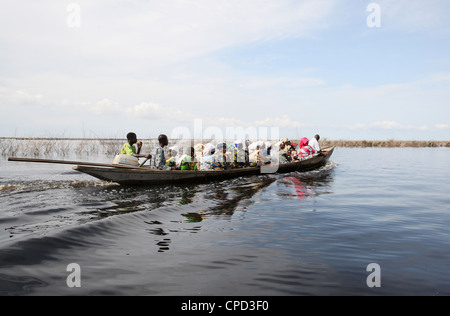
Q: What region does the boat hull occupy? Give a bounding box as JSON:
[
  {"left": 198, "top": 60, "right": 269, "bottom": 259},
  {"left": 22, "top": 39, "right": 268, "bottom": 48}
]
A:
[{"left": 73, "top": 147, "right": 335, "bottom": 185}]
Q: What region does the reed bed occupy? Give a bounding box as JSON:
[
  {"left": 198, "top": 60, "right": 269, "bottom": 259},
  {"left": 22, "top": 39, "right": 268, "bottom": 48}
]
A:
[
  {"left": 1, "top": 138, "right": 449, "bottom": 159},
  {"left": 320, "top": 139, "right": 450, "bottom": 148}
]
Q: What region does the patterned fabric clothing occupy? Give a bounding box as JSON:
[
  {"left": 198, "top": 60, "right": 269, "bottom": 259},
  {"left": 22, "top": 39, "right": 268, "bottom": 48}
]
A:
[
  {"left": 179, "top": 155, "right": 198, "bottom": 171},
  {"left": 298, "top": 145, "right": 316, "bottom": 158},
  {"left": 199, "top": 155, "right": 214, "bottom": 170},
  {"left": 211, "top": 153, "right": 228, "bottom": 170},
  {"left": 234, "top": 149, "right": 248, "bottom": 168},
  {"left": 152, "top": 146, "right": 171, "bottom": 170}
]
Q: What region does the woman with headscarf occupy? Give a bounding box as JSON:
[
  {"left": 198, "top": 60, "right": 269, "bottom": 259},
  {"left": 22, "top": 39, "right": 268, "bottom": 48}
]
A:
[
  {"left": 200, "top": 144, "right": 216, "bottom": 170},
  {"left": 298, "top": 137, "right": 316, "bottom": 159},
  {"left": 249, "top": 141, "right": 265, "bottom": 166}
]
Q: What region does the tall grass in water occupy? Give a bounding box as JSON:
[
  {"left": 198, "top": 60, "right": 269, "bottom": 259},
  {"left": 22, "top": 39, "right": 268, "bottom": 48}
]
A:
[
  {"left": 0, "top": 138, "right": 73, "bottom": 158},
  {"left": 320, "top": 139, "right": 450, "bottom": 148},
  {"left": 1, "top": 138, "right": 449, "bottom": 160}
]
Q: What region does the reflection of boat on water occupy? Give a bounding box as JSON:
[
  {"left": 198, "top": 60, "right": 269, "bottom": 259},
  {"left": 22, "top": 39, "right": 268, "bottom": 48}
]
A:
[
  {"left": 182, "top": 177, "right": 277, "bottom": 223},
  {"left": 73, "top": 147, "right": 335, "bottom": 185},
  {"left": 9, "top": 147, "right": 334, "bottom": 186},
  {"left": 284, "top": 177, "right": 308, "bottom": 200}
]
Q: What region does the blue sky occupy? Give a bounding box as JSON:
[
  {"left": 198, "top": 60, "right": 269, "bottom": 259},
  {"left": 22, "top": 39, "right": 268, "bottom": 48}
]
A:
[{"left": 1, "top": 0, "right": 449, "bottom": 140}]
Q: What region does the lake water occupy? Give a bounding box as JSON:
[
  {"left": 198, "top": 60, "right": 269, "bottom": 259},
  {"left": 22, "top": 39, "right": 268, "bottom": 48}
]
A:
[{"left": 1, "top": 147, "right": 450, "bottom": 296}]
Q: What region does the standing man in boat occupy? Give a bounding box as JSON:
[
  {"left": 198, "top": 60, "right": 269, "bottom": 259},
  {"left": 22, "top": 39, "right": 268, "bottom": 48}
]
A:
[
  {"left": 152, "top": 134, "right": 175, "bottom": 170},
  {"left": 121, "top": 132, "right": 152, "bottom": 159}
]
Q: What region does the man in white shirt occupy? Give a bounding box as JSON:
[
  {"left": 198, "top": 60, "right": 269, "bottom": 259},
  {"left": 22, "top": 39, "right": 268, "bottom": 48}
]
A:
[{"left": 309, "top": 134, "right": 321, "bottom": 152}]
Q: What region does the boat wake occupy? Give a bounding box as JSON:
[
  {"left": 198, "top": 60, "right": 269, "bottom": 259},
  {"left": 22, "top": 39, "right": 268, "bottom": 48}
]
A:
[{"left": 0, "top": 180, "right": 118, "bottom": 196}]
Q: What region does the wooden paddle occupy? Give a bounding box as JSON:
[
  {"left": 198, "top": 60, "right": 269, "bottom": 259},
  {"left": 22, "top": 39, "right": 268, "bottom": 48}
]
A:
[
  {"left": 139, "top": 157, "right": 151, "bottom": 167},
  {"left": 8, "top": 157, "right": 146, "bottom": 170}
]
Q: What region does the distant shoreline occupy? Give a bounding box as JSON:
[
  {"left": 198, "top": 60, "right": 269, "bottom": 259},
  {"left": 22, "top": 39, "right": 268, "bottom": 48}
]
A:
[
  {"left": 320, "top": 139, "right": 450, "bottom": 148},
  {"left": 1, "top": 137, "right": 449, "bottom": 148}
]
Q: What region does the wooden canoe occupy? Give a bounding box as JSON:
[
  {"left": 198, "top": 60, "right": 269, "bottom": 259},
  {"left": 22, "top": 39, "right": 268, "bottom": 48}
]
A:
[{"left": 73, "top": 147, "right": 335, "bottom": 185}]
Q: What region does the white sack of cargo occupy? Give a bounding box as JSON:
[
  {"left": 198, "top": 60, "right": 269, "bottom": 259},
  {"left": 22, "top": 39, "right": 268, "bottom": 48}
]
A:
[{"left": 113, "top": 154, "right": 139, "bottom": 167}]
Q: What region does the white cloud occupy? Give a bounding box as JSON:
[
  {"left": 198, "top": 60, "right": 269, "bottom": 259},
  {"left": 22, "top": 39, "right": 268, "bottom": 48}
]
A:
[
  {"left": 0, "top": 87, "right": 43, "bottom": 106},
  {"left": 88, "top": 99, "right": 122, "bottom": 116},
  {"left": 0, "top": 0, "right": 339, "bottom": 73},
  {"left": 126, "top": 102, "right": 195, "bottom": 123},
  {"left": 371, "top": 121, "right": 402, "bottom": 130},
  {"left": 435, "top": 124, "right": 449, "bottom": 130}
]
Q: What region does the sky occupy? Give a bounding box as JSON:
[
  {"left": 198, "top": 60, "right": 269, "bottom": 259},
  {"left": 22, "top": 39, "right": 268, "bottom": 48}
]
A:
[{"left": 1, "top": 0, "right": 450, "bottom": 141}]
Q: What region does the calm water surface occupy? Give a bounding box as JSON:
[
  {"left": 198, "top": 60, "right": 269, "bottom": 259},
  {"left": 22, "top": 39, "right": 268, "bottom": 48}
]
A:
[{"left": 1, "top": 148, "right": 450, "bottom": 295}]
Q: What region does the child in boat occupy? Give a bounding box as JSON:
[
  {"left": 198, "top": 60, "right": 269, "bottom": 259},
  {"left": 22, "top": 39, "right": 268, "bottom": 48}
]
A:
[
  {"left": 288, "top": 148, "right": 299, "bottom": 162},
  {"left": 121, "top": 132, "right": 152, "bottom": 159},
  {"left": 152, "top": 134, "right": 175, "bottom": 170}
]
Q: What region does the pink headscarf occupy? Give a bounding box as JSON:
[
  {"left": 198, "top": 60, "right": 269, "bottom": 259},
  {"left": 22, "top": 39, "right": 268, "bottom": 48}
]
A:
[{"left": 299, "top": 137, "right": 309, "bottom": 148}]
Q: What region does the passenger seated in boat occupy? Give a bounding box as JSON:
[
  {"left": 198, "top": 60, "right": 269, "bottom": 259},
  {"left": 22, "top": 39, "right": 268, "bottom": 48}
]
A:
[
  {"left": 121, "top": 132, "right": 152, "bottom": 159},
  {"left": 281, "top": 138, "right": 294, "bottom": 152},
  {"left": 288, "top": 148, "right": 299, "bottom": 162},
  {"left": 194, "top": 144, "right": 204, "bottom": 161},
  {"left": 177, "top": 147, "right": 198, "bottom": 171},
  {"left": 166, "top": 147, "right": 178, "bottom": 168},
  {"left": 248, "top": 142, "right": 264, "bottom": 167},
  {"left": 298, "top": 137, "right": 316, "bottom": 159},
  {"left": 261, "top": 142, "right": 272, "bottom": 164},
  {"left": 200, "top": 145, "right": 216, "bottom": 170},
  {"left": 152, "top": 134, "right": 175, "bottom": 170},
  {"left": 308, "top": 134, "right": 321, "bottom": 152},
  {"left": 211, "top": 143, "right": 229, "bottom": 170},
  {"left": 234, "top": 141, "right": 248, "bottom": 169},
  {"left": 278, "top": 142, "right": 291, "bottom": 164}
]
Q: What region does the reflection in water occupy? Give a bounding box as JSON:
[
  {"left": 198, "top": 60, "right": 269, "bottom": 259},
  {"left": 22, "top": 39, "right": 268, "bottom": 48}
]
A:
[
  {"left": 283, "top": 177, "right": 308, "bottom": 200},
  {"left": 188, "top": 177, "right": 277, "bottom": 221},
  {"left": 150, "top": 177, "right": 278, "bottom": 252},
  {"left": 78, "top": 168, "right": 335, "bottom": 253},
  {"left": 278, "top": 168, "right": 335, "bottom": 202}
]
